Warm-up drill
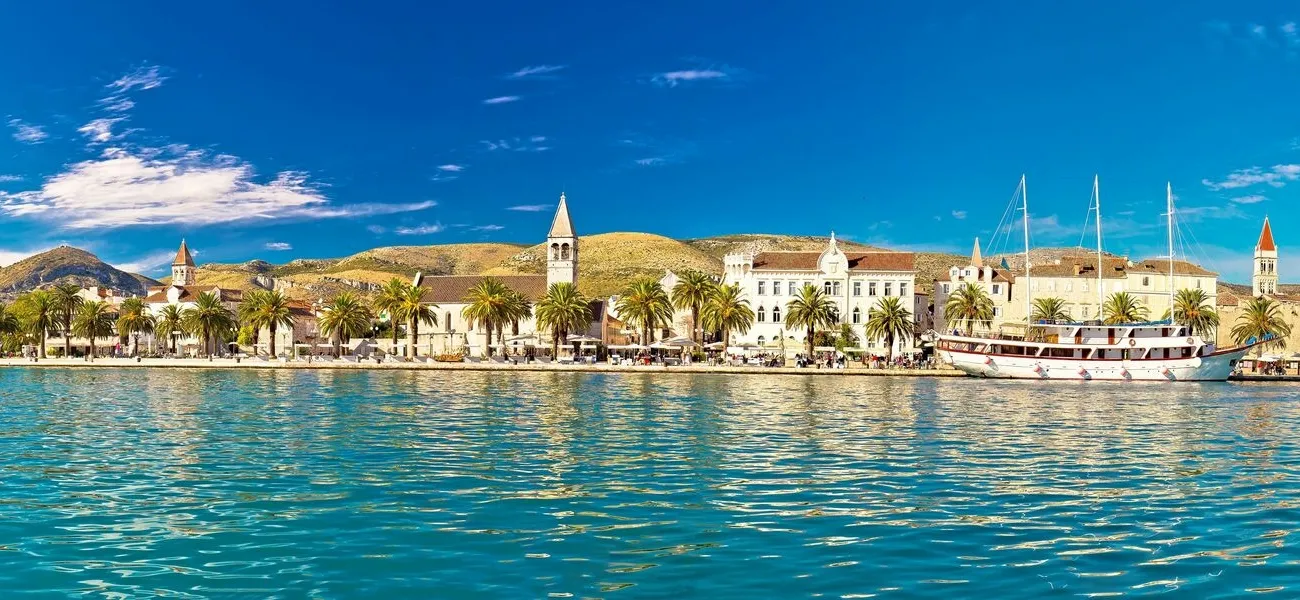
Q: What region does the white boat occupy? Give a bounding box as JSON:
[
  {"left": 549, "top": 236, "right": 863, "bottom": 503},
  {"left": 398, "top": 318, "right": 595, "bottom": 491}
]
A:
[{"left": 936, "top": 177, "right": 1267, "bottom": 382}]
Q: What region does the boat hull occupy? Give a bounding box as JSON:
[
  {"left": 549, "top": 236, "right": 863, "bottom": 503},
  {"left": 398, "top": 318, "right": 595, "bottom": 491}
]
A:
[{"left": 937, "top": 346, "right": 1249, "bottom": 381}]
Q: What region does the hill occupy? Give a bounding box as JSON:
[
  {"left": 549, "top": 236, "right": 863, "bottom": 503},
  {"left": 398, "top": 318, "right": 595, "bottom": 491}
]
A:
[
  {"left": 0, "top": 246, "right": 159, "bottom": 295},
  {"left": 686, "top": 234, "right": 883, "bottom": 259}
]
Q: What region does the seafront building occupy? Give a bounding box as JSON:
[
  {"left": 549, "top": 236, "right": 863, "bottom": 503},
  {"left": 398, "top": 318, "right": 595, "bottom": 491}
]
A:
[
  {"left": 1218, "top": 218, "right": 1300, "bottom": 354},
  {"left": 144, "top": 240, "right": 244, "bottom": 356},
  {"left": 720, "top": 234, "right": 918, "bottom": 356},
  {"left": 934, "top": 239, "right": 1218, "bottom": 333}
]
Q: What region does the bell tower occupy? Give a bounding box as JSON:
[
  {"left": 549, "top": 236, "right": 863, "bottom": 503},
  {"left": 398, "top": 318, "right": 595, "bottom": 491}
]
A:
[
  {"left": 1253, "top": 217, "right": 1278, "bottom": 297},
  {"left": 172, "top": 239, "right": 196, "bottom": 287},
  {"left": 546, "top": 192, "right": 578, "bottom": 288}
]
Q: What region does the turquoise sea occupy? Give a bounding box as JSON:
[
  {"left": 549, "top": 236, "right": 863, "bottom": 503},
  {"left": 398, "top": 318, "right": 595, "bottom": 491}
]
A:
[{"left": 0, "top": 369, "right": 1297, "bottom": 598}]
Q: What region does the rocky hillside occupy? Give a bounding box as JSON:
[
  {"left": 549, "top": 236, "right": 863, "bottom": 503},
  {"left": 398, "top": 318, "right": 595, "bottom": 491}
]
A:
[
  {"left": 0, "top": 246, "right": 158, "bottom": 295},
  {"left": 485, "top": 232, "right": 723, "bottom": 297}
]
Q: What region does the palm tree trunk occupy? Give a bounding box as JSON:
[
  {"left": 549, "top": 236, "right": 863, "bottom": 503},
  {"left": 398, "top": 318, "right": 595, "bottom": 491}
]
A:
[
  {"left": 692, "top": 305, "right": 700, "bottom": 344},
  {"left": 409, "top": 318, "right": 419, "bottom": 358},
  {"left": 552, "top": 327, "right": 559, "bottom": 358},
  {"left": 89, "top": 336, "right": 95, "bottom": 361},
  {"left": 391, "top": 322, "right": 399, "bottom": 355},
  {"left": 807, "top": 325, "right": 814, "bottom": 358},
  {"left": 38, "top": 330, "right": 46, "bottom": 358},
  {"left": 131, "top": 333, "right": 138, "bottom": 357},
  {"left": 270, "top": 322, "right": 278, "bottom": 358},
  {"left": 64, "top": 316, "right": 71, "bottom": 358},
  {"left": 886, "top": 332, "right": 894, "bottom": 363}
]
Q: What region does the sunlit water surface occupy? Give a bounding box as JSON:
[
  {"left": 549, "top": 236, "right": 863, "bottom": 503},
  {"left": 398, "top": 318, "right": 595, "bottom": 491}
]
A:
[{"left": 0, "top": 369, "right": 1298, "bottom": 598}]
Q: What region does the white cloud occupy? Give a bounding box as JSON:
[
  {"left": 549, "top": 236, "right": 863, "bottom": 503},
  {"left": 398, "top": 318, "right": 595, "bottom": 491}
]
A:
[
  {"left": 480, "top": 138, "right": 549, "bottom": 152},
  {"left": 1202, "top": 164, "right": 1300, "bottom": 190},
  {"left": 264, "top": 242, "right": 292, "bottom": 251},
  {"left": 8, "top": 119, "right": 47, "bottom": 143},
  {"left": 78, "top": 117, "right": 125, "bottom": 143},
  {"left": 0, "top": 146, "right": 433, "bottom": 228},
  {"left": 1249, "top": 23, "right": 1269, "bottom": 41},
  {"left": 482, "top": 95, "right": 520, "bottom": 105},
  {"left": 635, "top": 157, "right": 666, "bottom": 166},
  {"left": 109, "top": 65, "right": 167, "bottom": 93},
  {"left": 367, "top": 224, "right": 386, "bottom": 234},
  {"left": 0, "top": 247, "right": 55, "bottom": 267},
  {"left": 470, "top": 224, "right": 505, "bottom": 232},
  {"left": 99, "top": 96, "right": 135, "bottom": 113},
  {"left": 1284, "top": 22, "right": 1300, "bottom": 46},
  {"left": 0, "top": 175, "right": 21, "bottom": 183},
  {"left": 530, "top": 135, "right": 546, "bottom": 143},
  {"left": 395, "top": 223, "right": 445, "bottom": 235},
  {"left": 437, "top": 164, "right": 465, "bottom": 172},
  {"left": 507, "top": 65, "right": 566, "bottom": 79},
  {"left": 652, "top": 69, "right": 728, "bottom": 87},
  {"left": 951, "top": 210, "right": 967, "bottom": 220},
  {"left": 506, "top": 204, "right": 551, "bottom": 212},
  {"left": 113, "top": 250, "right": 177, "bottom": 274},
  {"left": 1231, "top": 194, "right": 1267, "bottom": 204}
]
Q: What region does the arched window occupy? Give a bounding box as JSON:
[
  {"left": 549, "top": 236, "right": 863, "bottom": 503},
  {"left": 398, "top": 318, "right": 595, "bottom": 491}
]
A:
[
  {"left": 550, "top": 243, "right": 560, "bottom": 260},
  {"left": 445, "top": 312, "right": 452, "bottom": 333},
  {"left": 771, "top": 306, "right": 781, "bottom": 323},
  {"left": 561, "top": 243, "right": 571, "bottom": 260},
  {"left": 757, "top": 336, "right": 766, "bottom": 346},
  {"left": 852, "top": 307, "right": 861, "bottom": 324},
  {"left": 757, "top": 306, "right": 766, "bottom": 323}
]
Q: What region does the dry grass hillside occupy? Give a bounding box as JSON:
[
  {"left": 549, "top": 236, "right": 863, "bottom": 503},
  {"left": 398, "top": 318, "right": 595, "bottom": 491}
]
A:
[
  {"left": 0, "top": 246, "right": 158, "bottom": 295},
  {"left": 686, "top": 234, "right": 883, "bottom": 259},
  {"left": 487, "top": 232, "right": 723, "bottom": 297}
]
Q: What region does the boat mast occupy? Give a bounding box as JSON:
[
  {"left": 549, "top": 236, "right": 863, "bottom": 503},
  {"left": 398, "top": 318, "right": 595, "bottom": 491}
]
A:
[
  {"left": 1094, "top": 175, "right": 1103, "bottom": 317},
  {"left": 1021, "top": 174, "right": 1031, "bottom": 323},
  {"left": 1166, "top": 182, "right": 1175, "bottom": 325}
]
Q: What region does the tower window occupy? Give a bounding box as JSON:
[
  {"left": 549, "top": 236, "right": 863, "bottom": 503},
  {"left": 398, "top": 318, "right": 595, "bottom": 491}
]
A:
[
  {"left": 560, "top": 243, "right": 571, "bottom": 260},
  {"left": 550, "top": 243, "right": 560, "bottom": 260}
]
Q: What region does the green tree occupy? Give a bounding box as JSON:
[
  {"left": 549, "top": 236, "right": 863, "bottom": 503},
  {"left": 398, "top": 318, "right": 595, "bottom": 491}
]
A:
[
  {"left": 1162, "top": 288, "right": 1220, "bottom": 337},
  {"left": 499, "top": 290, "right": 532, "bottom": 350},
  {"left": 14, "top": 291, "right": 57, "bottom": 358},
  {"left": 1231, "top": 296, "right": 1291, "bottom": 352},
  {"left": 671, "top": 271, "right": 718, "bottom": 344},
  {"left": 396, "top": 284, "right": 437, "bottom": 357},
  {"left": 535, "top": 282, "right": 592, "bottom": 358},
  {"left": 834, "top": 322, "right": 859, "bottom": 354},
  {"left": 700, "top": 283, "right": 754, "bottom": 352},
  {"left": 943, "top": 283, "right": 994, "bottom": 335},
  {"left": 1102, "top": 291, "right": 1149, "bottom": 325},
  {"left": 865, "top": 296, "right": 914, "bottom": 362},
  {"left": 115, "top": 297, "right": 155, "bottom": 357},
  {"left": 72, "top": 300, "right": 116, "bottom": 360},
  {"left": 155, "top": 304, "right": 184, "bottom": 356},
  {"left": 462, "top": 277, "right": 513, "bottom": 357},
  {"left": 182, "top": 292, "right": 237, "bottom": 358},
  {"left": 784, "top": 283, "right": 837, "bottom": 357},
  {"left": 50, "top": 283, "right": 84, "bottom": 358},
  {"left": 372, "top": 278, "right": 411, "bottom": 352},
  {"left": 318, "top": 291, "right": 374, "bottom": 357},
  {"left": 239, "top": 289, "right": 296, "bottom": 357},
  {"left": 1031, "top": 297, "right": 1071, "bottom": 323},
  {"left": 615, "top": 278, "right": 674, "bottom": 345},
  {"left": 0, "top": 302, "right": 20, "bottom": 339}
]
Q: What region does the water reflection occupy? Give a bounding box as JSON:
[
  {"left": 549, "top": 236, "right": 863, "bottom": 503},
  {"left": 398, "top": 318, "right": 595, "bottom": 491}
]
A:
[{"left": 0, "top": 370, "right": 1298, "bottom": 597}]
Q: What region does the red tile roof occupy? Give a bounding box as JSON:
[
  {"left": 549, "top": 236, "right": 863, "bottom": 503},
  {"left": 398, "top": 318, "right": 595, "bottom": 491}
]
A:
[
  {"left": 1258, "top": 217, "right": 1276, "bottom": 252},
  {"left": 173, "top": 240, "right": 196, "bottom": 266},
  {"left": 144, "top": 285, "right": 243, "bottom": 304},
  {"left": 750, "top": 251, "right": 915, "bottom": 272},
  {"left": 417, "top": 275, "right": 549, "bottom": 304}
]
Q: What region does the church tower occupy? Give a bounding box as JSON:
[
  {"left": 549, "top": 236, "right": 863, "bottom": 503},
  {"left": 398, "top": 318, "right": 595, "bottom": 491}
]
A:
[
  {"left": 1253, "top": 217, "right": 1278, "bottom": 297},
  {"left": 546, "top": 192, "right": 578, "bottom": 288},
  {"left": 172, "top": 239, "right": 196, "bottom": 287}
]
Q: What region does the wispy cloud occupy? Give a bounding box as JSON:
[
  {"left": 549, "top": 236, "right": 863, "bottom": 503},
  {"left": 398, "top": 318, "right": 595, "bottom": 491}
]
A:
[
  {"left": 469, "top": 224, "right": 505, "bottom": 232},
  {"left": 109, "top": 65, "right": 167, "bottom": 93},
  {"left": 1202, "top": 164, "right": 1300, "bottom": 190},
  {"left": 617, "top": 134, "right": 697, "bottom": 167},
  {"left": 482, "top": 95, "right": 520, "bottom": 105},
  {"left": 113, "top": 250, "right": 177, "bottom": 274},
  {"left": 8, "top": 119, "right": 47, "bottom": 143},
  {"left": 951, "top": 210, "right": 967, "bottom": 220},
  {"left": 1204, "top": 21, "right": 1300, "bottom": 58},
  {"left": 367, "top": 224, "right": 386, "bottom": 234},
  {"left": 264, "top": 242, "right": 292, "bottom": 251},
  {"left": 530, "top": 135, "right": 546, "bottom": 143},
  {"left": 634, "top": 157, "right": 667, "bottom": 166},
  {"left": 652, "top": 69, "right": 729, "bottom": 87},
  {"left": 0, "top": 175, "right": 21, "bottom": 183},
  {"left": 437, "top": 164, "right": 465, "bottom": 172},
  {"left": 1231, "top": 194, "right": 1267, "bottom": 204},
  {"left": 395, "top": 223, "right": 445, "bottom": 235},
  {"left": 0, "top": 145, "right": 432, "bottom": 228},
  {"left": 507, "top": 204, "right": 551, "bottom": 212},
  {"left": 99, "top": 96, "right": 135, "bottom": 113},
  {"left": 480, "top": 137, "right": 549, "bottom": 152},
  {"left": 506, "top": 65, "right": 566, "bottom": 79},
  {"left": 77, "top": 117, "right": 125, "bottom": 143}
]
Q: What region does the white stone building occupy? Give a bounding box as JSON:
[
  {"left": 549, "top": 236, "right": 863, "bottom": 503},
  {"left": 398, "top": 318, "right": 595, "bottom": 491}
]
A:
[
  {"left": 933, "top": 239, "right": 1015, "bottom": 332},
  {"left": 1254, "top": 217, "right": 1278, "bottom": 296},
  {"left": 720, "top": 234, "right": 917, "bottom": 356},
  {"left": 144, "top": 240, "right": 244, "bottom": 355}
]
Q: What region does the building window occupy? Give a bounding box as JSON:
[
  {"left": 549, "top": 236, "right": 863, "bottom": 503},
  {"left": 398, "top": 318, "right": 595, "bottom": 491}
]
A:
[
  {"left": 941, "top": 283, "right": 950, "bottom": 294},
  {"left": 788, "top": 281, "right": 797, "bottom": 295},
  {"left": 869, "top": 282, "right": 878, "bottom": 296},
  {"left": 853, "top": 281, "right": 862, "bottom": 296},
  {"left": 757, "top": 336, "right": 766, "bottom": 346},
  {"left": 1065, "top": 282, "right": 1072, "bottom": 292},
  {"left": 899, "top": 283, "right": 908, "bottom": 297},
  {"left": 852, "top": 307, "right": 861, "bottom": 324},
  {"left": 772, "top": 306, "right": 781, "bottom": 322},
  {"left": 830, "top": 308, "right": 840, "bottom": 323},
  {"left": 1196, "top": 280, "right": 1202, "bottom": 290},
  {"left": 823, "top": 281, "right": 832, "bottom": 295},
  {"left": 772, "top": 280, "right": 781, "bottom": 295},
  {"left": 963, "top": 269, "right": 971, "bottom": 277},
  {"left": 1082, "top": 306, "right": 1090, "bottom": 319},
  {"left": 757, "top": 306, "right": 766, "bottom": 322},
  {"left": 1082, "top": 282, "right": 1089, "bottom": 292},
  {"left": 757, "top": 281, "right": 766, "bottom": 295},
  {"left": 832, "top": 281, "right": 841, "bottom": 295},
  {"left": 1142, "top": 276, "right": 1150, "bottom": 287},
  {"left": 991, "top": 284, "right": 1000, "bottom": 295},
  {"left": 993, "top": 307, "right": 1002, "bottom": 317},
  {"left": 884, "top": 282, "right": 892, "bottom": 296}
]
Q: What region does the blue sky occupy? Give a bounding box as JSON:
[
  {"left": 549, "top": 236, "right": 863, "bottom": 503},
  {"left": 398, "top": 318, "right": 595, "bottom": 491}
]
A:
[{"left": 1, "top": 1, "right": 1297, "bottom": 283}]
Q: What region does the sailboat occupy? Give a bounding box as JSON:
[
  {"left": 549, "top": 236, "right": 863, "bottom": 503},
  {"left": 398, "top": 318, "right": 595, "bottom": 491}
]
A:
[{"left": 936, "top": 178, "right": 1270, "bottom": 381}]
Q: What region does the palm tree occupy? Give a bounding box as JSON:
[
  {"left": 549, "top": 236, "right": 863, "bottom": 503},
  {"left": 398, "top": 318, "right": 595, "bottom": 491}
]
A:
[
  {"left": 499, "top": 290, "right": 532, "bottom": 350},
  {"left": 615, "top": 279, "right": 674, "bottom": 345},
  {"left": 944, "top": 283, "right": 995, "bottom": 335},
  {"left": 535, "top": 282, "right": 592, "bottom": 357},
  {"left": 1031, "top": 297, "right": 1071, "bottom": 323},
  {"left": 672, "top": 271, "right": 718, "bottom": 344},
  {"left": 784, "top": 283, "right": 837, "bottom": 357},
  {"left": 15, "top": 290, "right": 56, "bottom": 358},
  {"left": 50, "top": 283, "right": 84, "bottom": 358},
  {"left": 1163, "top": 288, "right": 1220, "bottom": 337},
  {"left": 1102, "top": 291, "right": 1149, "bottom": 325},
  {"left": 156, "top": 304, "right": 185, "bottom": 356},
  {"left": 0, "top": 302, "right": 19, "bottom": 338},
  {"left": 700, "top": 283, "right": 754, "bottom": 352},
  {"left": 373, "top": 278, "right": 411, "bottom": 353},
  {"left": 396, "top": 284, "right": 436, "bottom": 358},
  {"left": 115, "top": 297, "right": 155, "bottom": 357},
  {"left": 865, "top": 296, "right": 914, "bottom": 362},
  {"left": 182, "top": 291, "right": 236, "bottom": 358},
  {"left": 834, "top": 322, "right": 859, "bottom": 354},
  {"left": 72, "top": 301, "right": 116, "bottom": 360},
  {"left": 318, "top": 292, "right": 374, "bottom": 357},
  {"left": 462, "top": 277, "right": 513, "bottom": 357},
  {"left": 1231, "top": 296, "right": 1291, "bottom": 352},
  {"left": 239, "top": 289, "right": 296, "bottom": 357}
]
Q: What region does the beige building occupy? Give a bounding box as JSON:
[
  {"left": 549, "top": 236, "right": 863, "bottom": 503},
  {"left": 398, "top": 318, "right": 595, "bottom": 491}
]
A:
[
  {"left": 1219, "top": 218, "right": 1300, "bottom": 354},
  {"left": 144, "top": 240, "right": 244, "bottom": 356},
  {"left": 933, "top": 239, "right": 1015, "bottom": 332}
]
